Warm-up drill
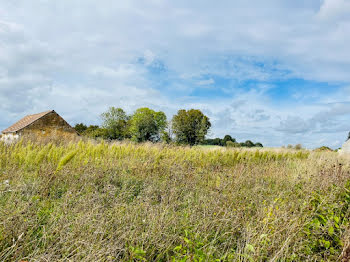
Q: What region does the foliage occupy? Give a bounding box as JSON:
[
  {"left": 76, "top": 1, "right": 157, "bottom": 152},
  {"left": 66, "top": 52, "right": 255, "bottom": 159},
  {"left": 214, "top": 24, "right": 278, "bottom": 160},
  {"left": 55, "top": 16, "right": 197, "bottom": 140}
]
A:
[
  {"left": 223, "top": 135, "right": 235, "bottom": 145},
  {"left": 204, "top": 135, "right": 236, "bottom": 146},
  {"left": 204, "top": 137, "right": 225, "bottom": 146},
  {"left": 301, "top": 182, "right": 350, "bottom": 260},
  {"left": 295, "top": 144, "right": 303, "bottom": 150},
  {"left": 129, "top": 108, "right": 167, "bottom": 142},
  {"left": 1, "top": 140, "right": 348, "bottom": 261},
  {"left": 73, "top": 124, "right": 107, "bottom": 139},
  {"left": 100, "top": 107, "right": 129, "bottom": 140},
  {"left": 160, "top": 131, "right": 171, "bottom": 144},
  {"left": 84, "top": 125, "right": 108, "bottom": 139},
  {"left": 73, "top": 123, "right": 87, "bottom": 134},
  {"left": 172, "top": 231, "right": 212, "bottom": 261},
  {"left": 56, "top": 150, "right": 78, "bottom": 172},
  {"left": 315, "top": 146, "right": 334, "bottom": 152},
  {"left": 74, "top": 108, "right": 265, "bottom": 147},
  {"left": 243, "top": 140, "right": 255, "bottom": 148},
  {"left": 204, "top": 136, "right": 263, "bottom": 148},
  {"left": 172, "top": 109, "right": 211, "bottom": 145},
  {"left": 226, "top": 141, "right": 239, "bottom": 147}
]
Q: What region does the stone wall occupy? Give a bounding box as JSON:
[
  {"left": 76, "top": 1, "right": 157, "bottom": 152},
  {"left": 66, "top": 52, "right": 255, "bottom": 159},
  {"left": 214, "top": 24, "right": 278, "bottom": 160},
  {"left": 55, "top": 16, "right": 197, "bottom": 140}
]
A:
[
  {"left": 8, "top": 111, "right": 78, "bottom": 142},
  {"left": 0, "top": 133, "right": 20, "bottom": 144}
]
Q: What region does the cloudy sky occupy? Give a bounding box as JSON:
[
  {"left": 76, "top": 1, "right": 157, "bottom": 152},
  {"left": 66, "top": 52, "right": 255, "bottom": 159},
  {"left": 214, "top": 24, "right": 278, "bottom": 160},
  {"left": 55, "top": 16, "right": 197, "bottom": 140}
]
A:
[{"left": 1, "top": 0, "right": 350, "bottom": 148}]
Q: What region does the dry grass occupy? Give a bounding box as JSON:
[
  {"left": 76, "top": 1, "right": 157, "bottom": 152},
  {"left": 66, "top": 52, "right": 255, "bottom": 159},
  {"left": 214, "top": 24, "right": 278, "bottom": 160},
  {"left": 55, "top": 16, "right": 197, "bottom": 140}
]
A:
[{"left": 0, "top": 140, "right": 349, "bottom": 261}]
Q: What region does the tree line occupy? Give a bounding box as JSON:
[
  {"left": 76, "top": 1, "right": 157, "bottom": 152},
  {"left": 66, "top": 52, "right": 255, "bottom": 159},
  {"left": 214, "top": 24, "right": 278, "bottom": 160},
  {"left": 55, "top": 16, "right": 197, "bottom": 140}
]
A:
[
  {"left": 204, "top": 135, "right": 263, "bottom": 148},
  {"left": 74, "top": 106, "right": 263, "bottom": 147}
]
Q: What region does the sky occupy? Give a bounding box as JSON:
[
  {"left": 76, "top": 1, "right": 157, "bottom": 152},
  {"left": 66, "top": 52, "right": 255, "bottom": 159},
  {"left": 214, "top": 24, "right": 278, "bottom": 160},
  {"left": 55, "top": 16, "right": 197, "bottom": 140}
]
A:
[{"left": 1, "top": 0, "right": 350, "bottom": 148}]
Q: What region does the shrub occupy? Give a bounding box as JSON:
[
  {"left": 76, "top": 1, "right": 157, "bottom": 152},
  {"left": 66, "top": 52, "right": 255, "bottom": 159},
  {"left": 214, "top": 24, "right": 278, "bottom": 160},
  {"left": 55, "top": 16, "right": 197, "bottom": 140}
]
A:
[
  {"left": 295, "top": 144, "right": 303, "bottom": 150},
  {"left": 226, "top": 141, "right": 239, "bottom": 147},
  {"left": 314, "top": 146, "right": 333, "bottom": 152}
]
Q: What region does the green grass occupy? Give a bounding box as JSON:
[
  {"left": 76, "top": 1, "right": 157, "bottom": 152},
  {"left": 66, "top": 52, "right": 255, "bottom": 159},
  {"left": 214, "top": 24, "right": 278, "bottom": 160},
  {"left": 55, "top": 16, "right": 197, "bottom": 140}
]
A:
[{"left": 0, "top": 140, "right": 349, "bottom": 261}]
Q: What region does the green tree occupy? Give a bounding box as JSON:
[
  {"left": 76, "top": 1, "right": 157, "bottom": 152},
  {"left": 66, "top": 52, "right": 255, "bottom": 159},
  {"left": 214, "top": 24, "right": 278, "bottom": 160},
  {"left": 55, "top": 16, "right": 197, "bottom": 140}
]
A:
[
  {"left": 295, "top": 144, "right": 303, "bottom": 150},
  {"left": 83, "top": 125, "right": 108, "bottom": 138},
  {"left": 172, "top": 109, "right": 211, "bottom": 145},
  {"left": 160, "top": 131, "right": 171, "bottom": 143},
  {"left": 100, "top": 107, "right": 129, "bottom": 140},
  {"left": 129, "top": 108, "right": 167, "bottom": 142},
  {"left": 245, "top": 140, "right": 255, "bottom": 148},
  {"left": 223, "top": 135, "right": 235, "bottom": 146},
  {"left": 226, "top": 141, "right": 240, "bottom": 147},
  {"left": 74, "top": 123, "right": 87, "bottom": 134}
]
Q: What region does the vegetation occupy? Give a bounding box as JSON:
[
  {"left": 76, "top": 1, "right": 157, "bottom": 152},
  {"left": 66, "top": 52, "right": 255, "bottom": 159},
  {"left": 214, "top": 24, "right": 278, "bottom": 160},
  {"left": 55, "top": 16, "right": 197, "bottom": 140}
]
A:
[
  {"left": 204, "top": 135, "right": 263, "bottom": 148},
  {"left": 75, "top": 107, "right": 211, "bottom": 145},
  {"left": 172, "top": 109, "right": 211, "bottom": 145},
  {"left": 204, "top": 135, "right": 236, "bottom": 146},
  {"left": 129, "top": 108, "right": 167, "bottom": 142},
  {"left": 74, "top": 108, "right": 263, "bottom": 149},
  {"left": 315, "top": 146, "right": 334, "bottom": 152},
  {"left": 101, "top": 107, "right": 130, "bottom": 140},
  {"left": 73, "top": 124, "right": 108, "bottom": 139},
  {"left": 284, "top": 144, "right": 304, "bottom": 150},
  {"left": 1, "top": 140, "right": 349, "bottom": 261}
]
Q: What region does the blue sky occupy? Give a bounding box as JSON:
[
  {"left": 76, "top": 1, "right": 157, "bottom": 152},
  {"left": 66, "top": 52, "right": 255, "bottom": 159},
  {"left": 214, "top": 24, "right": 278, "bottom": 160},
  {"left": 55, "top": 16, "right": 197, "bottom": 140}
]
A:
[{"left": 1, "top": 0, "right": 350, "bottom": 148}]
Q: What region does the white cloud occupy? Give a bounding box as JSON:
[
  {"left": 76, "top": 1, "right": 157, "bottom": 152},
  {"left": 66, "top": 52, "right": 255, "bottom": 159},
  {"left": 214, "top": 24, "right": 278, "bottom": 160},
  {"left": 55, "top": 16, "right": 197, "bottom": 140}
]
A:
[
  {"left": 318, "top": 0, "right": 350, "bottom": 20},
  {"left": 91, "top": 65, "right": 139, "bottom": 78},
  {"left": 197, "top": 78, "right": 215, "bottom": 86}
]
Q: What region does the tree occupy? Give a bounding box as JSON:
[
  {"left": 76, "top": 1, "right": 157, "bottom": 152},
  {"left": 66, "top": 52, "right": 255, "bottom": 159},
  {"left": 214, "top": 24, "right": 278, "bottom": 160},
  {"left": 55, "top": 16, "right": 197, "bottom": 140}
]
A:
[
  {"left": 81, "top": 125, "right": 108, "bottom": 139},
  {"left": 162, "top": 120, "right": 173, "bottom": 143},
  {"left": 226, "top": 141, "right": 239, "bottom": 147},
  {"left": 74, "top": 123, "right": 87, "bottom": 134},
  {"left": 129, "top": 108, "right": 167, "bottom": 142},
  {"left": 245, "top": 140, "right": 255, "bottom": 148},
  {"left": 213, "top": 138, "right": 223, "bottom": 146},
  {"left": 172, "top": 109, "right": 211, "bottom": 146},
  {"left": 255, "top": 142, "right": 263, "bottom": 147},
  {"left": 223, "top": 135, "right": 236, "bottom": 146},
  {"left": 100, "top": 107, "right": 129, "bottom": 140},
  {"left": 294, "top": 144, "right": 303, "bottom": 150},
  {"left": 160, "top": 131, "right": 171, "bottom": 143},
  {"left": 348, "top": 132, "right": 350, "bottom": 141}
]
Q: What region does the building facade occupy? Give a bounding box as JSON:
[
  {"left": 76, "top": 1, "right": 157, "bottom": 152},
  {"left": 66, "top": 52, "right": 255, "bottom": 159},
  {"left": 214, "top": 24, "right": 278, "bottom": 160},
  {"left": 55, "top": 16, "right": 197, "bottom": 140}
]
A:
[{"left": 0, "top": 110, "right": 77, "bottom": 143}]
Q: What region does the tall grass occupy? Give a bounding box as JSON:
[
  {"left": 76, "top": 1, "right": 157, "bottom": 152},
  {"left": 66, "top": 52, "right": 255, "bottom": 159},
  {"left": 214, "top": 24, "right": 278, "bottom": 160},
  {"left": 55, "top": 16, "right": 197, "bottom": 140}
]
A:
[{"left": 0, "top": 140, "right": 349, "bottom": 261}]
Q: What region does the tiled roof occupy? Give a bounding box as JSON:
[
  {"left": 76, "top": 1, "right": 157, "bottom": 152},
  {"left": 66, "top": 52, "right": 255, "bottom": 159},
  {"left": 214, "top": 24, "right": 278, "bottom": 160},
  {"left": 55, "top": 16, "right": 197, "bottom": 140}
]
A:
[{"left": 2, "top": 110, "right": 54, "bottom": 133}]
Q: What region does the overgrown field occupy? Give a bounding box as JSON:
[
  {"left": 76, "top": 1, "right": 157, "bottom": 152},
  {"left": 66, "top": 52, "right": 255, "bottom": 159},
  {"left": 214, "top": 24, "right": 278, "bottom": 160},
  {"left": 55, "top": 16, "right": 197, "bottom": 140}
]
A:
[{"left": 0, "top": 141, "right": 350, "bottom": 261}]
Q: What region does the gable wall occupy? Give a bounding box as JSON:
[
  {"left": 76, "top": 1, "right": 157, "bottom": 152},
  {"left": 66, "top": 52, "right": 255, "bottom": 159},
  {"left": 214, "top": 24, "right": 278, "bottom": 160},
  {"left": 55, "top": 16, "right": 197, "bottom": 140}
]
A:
[{"left": 20, "top": 112, "right": 77, "bottom": 140}]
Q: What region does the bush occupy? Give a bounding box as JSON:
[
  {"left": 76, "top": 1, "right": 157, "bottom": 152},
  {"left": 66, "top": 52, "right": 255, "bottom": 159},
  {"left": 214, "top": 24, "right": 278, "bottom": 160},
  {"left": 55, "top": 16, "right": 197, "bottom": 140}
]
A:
[
  {"left": 314, "top": 146, "right": 333, "bottom": 152},
  {"left": 295, "top": 144, "right": 303, "bottom": 150},
  {"left": 226, "top": 141, "right": 239, "bottom": 147}
]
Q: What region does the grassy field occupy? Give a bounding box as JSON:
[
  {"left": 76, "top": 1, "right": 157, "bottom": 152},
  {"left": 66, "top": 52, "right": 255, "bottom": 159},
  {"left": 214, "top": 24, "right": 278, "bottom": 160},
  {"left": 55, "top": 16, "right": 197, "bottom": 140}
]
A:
[{"left": 0, "top": 140, "right": 349, "bottom": 261}]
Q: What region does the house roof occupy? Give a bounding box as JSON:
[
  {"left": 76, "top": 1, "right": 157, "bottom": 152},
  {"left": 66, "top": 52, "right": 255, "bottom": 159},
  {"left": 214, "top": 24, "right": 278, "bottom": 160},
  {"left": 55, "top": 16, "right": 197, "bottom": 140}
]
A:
[{"left": 2, "top": 110, "right": 54, "bottom": 134}]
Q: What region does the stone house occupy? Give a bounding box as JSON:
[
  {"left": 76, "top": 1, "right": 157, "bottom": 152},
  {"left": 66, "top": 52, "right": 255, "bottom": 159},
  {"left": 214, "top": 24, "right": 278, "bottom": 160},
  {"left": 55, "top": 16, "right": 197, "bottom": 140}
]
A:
[{"left": 0, "top": 110, "right": 78, "bottom": 143}]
